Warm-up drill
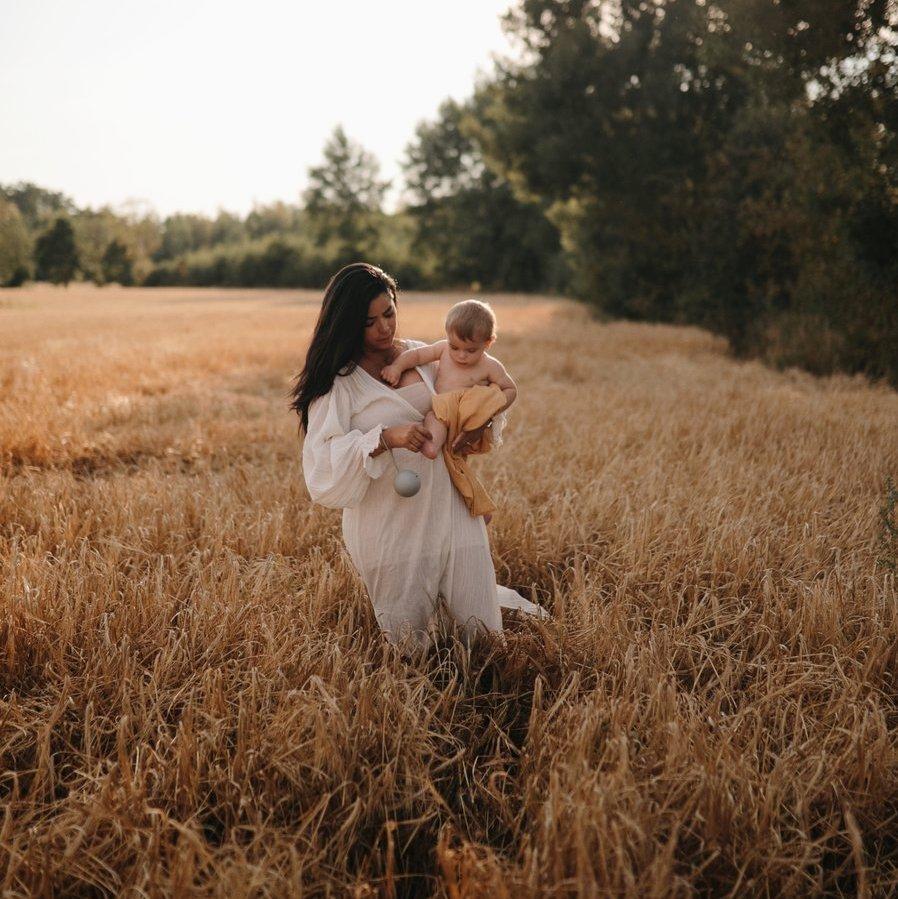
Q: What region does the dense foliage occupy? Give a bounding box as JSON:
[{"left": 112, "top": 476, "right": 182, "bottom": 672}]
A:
[
  {"left": 473, "top": 0, "right": 898, "bottom": 382},
  {"left": 402, "top": 98, "right": 567, "bottom": 291},
  {"left": 34, "top": 217, "right": 79, "bottom": 286}
]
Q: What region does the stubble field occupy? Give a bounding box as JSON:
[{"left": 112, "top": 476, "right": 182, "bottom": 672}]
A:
[{"left": 1, "top": 284, "right": 897, "bottom": 897}]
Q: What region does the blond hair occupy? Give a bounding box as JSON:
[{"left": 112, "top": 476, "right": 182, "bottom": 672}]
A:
[{"left": 445, "top": 299, "right": 497, "bottom": 343}]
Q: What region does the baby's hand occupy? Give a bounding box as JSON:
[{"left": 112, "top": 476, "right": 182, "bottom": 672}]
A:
[{"left": 381, "top": 364, "right": 402, "bottom": 386}]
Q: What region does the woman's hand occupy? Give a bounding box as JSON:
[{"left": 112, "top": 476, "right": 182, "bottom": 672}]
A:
[
  {"left": 383, "top": 423, "right": 432, "bottom": 453},
  {"left": 451, "top": 423, "right": 488, "bottom": 457}
]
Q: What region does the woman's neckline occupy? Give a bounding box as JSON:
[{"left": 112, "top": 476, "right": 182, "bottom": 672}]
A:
[
  {"left": 355, "top": 363, "right": 424, "bottom": 392},
  {"left": 355, "top": 339, "right": 423, "bottom": 391},
  {"left": 353, "top": 341, "right": 436, "bottom": 399}
]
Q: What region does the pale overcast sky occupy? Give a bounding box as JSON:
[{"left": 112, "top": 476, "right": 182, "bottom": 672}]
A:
[{"left": 0, "top": 0, "right": 516, "bottom": 218}]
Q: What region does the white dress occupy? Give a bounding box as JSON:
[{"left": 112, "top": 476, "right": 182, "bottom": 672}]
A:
[{"left": 302, "top": 339, "right": 546, "bottom": 650}]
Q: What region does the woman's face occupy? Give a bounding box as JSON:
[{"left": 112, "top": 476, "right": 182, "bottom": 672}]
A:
[{"left": 362, "top": 291, "right": 397, "bottom": 353}]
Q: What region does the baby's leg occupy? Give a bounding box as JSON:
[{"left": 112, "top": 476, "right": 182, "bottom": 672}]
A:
[{"left": 421, "top": 410, "right": 447, "bottom": 460}]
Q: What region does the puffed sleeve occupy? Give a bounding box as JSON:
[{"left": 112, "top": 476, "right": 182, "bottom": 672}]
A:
[{"left": 302, "top": 380, "right": 391, "bottom": 509}]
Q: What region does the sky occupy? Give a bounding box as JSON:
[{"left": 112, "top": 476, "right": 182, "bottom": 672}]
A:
[{"left": 0, "top": 0, "right": 517, "bottom": 218}]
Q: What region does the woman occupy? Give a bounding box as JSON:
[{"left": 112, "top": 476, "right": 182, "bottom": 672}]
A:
[{"left": 292, "top": 262, "right": 545, "bottom": 652}]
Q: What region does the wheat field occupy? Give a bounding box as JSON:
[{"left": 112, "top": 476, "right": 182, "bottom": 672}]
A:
[{"left": 1, "top": 284, "right": 897, "bottom": 897}]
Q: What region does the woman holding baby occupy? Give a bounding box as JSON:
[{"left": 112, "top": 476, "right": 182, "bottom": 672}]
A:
[{"left": 292, "top": 262, "right": 545, "bottom": 652}]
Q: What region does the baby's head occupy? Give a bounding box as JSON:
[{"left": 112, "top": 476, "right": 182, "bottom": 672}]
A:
[{"left": 445, "top": 299, "right": 496, "bottom": 367}]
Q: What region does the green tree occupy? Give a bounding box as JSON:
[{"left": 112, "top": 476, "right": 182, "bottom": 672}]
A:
[
  {"left": 72, "top": 208, "right": 124, "bottom": 283},
  {"left": 303, "top": 126, "right": 389, "bottom": 257},
  {"left": 153, "top": 213, "right": 215, "bottom": 261},
  {"left": 402, "top": 98, "right": 565, "bottom": 290},
  {"left": 118, "top": 205, "right": 162, "bottom": 282},
  {"left": 34, "top": 217, "right": 80, "bottom": 285},
  {"left": 474, "top": 0, "right": 732, "bottom": 317},
  {"left": 245, "top": 201, "right": 303, "bottom": 238},
  {"left": 0, "top": 199, "right": 33, "bottom": 286},
  {"left": 690, "top": 1, "right": 898, "bottom": 371},
  {"left": 211, "top": 210, "right": 246, "bottom": 246},
  {"left": 100, "top": 239, "right": 134, "bottom": 286},
  {"left": 0, "top": 181, "right": 77, "bottom": 231},
  {"left": 472, "top": 0, "right": 898, "bottom": 381}
]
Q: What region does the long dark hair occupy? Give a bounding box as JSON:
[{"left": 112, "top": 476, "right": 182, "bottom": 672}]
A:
[{"left": 291, "top": 262, "right": 398, "bottom": 431}]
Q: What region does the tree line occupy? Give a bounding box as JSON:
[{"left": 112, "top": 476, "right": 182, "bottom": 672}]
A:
[
  {"left": 0, "top": 120, "right": 564, "bottom": 295},
  {"left": 2, "top": 0, "right": 895, "bottom": 385}
]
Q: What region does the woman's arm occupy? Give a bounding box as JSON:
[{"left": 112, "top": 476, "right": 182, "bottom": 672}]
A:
[
  {"left": 451, "top": 421, "right": 490, "bottom": 456},
  {"left": 302, "top": 374, "right": 437, "bottom": 507},
  {"left": 302, "top": 385, "right": 393, "bottom": 509},
  {"left": 450, "top": 359, "right": 516, "bottom": 455},
  {"left": 370, "top": 423, "right": 433, "bottom": 456},
  {"left": 382, "top": 340, "right": 446, "bottom": 386}
]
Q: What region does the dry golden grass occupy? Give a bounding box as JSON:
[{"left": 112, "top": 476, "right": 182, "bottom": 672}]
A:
[{"left": 1, "top": 283, "right": 897, "bottom": 897}]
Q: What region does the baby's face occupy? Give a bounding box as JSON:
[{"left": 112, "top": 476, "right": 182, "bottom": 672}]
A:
[{"left": 446, "top": 331, "right": 492, "bottom": 367}]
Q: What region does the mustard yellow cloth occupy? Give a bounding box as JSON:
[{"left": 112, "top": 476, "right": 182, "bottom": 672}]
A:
[{"left": 431, "top": 384, "right": 508, "bottom": 517}]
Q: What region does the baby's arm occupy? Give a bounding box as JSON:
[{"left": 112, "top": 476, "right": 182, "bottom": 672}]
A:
[
  {"left": 487, "top": 357, "right": 517, "bottom": 411},
  {"left": 381, "top": 340, "right": 446, "bottom": 386}
]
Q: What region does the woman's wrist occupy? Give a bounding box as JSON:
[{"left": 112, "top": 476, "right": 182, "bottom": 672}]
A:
[
  {"left": 370, "top": 428, "right": 391, "bottom": 457},
  {"left": 377, "top": 428, "right": 394, "bottom": 455}
]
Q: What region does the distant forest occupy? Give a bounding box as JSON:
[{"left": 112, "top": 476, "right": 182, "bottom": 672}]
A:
[{"left": 2, "top": 0, "right": 896, "bottom": 385}]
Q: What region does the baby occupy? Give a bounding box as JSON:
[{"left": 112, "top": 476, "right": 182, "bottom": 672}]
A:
[{"left": 381, "top": 299, "right": 517, "bottom": 460}]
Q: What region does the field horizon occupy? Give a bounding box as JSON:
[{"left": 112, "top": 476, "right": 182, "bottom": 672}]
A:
[{"left": 2, "top": 285, "right": 897, "bottom": 896}]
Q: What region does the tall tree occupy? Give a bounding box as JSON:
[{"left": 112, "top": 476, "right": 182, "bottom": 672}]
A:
[
  {"left": 153, "top": 214, "right": 215, "bottom": 261},
  {"left": 245, "top": 201, "right": 303, "bottom": 239},
  {"left": 402, "top": 98, "right": 564, "bottom": 290},
  {"left": 303, "top": 126, "right": 389, "bottom": 258},
  {"left": 0, "top": 199, "right": 33, "bottom": 286},
  {"left": 474, "top": 0, "right": 731, "bottom": 317},
  {"left": 34, "top": 217, "right": 79, "bottom": 285},
  {"left": 0, "top": 182, "right": 77, "bottom": 231},
  {"left": 100, "top": 239, "right": 134, "bottom": 286},
  {"left": 72, "top": 208, "right": 123, "bottom": 283},
  {"left": 472, "top": 0, "right": 898, "bottom": 381},
  {"left": 211, "top": 210, "right": 246, "bottom": 246}
]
